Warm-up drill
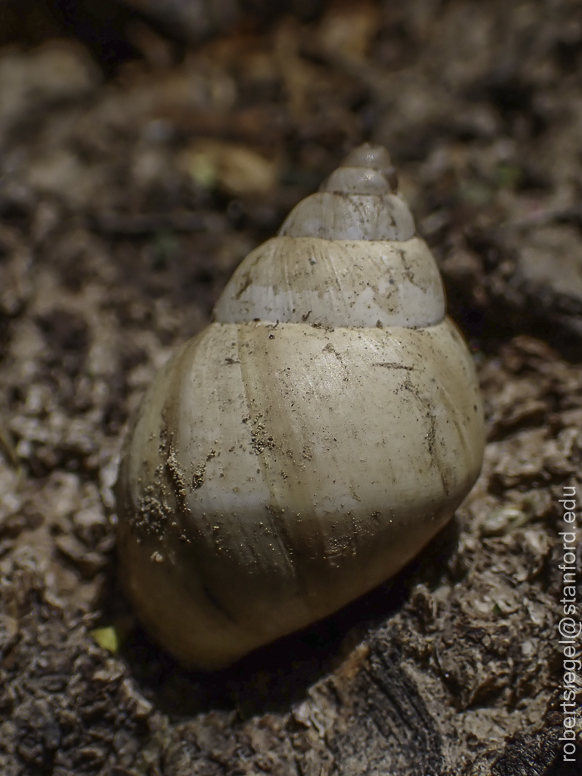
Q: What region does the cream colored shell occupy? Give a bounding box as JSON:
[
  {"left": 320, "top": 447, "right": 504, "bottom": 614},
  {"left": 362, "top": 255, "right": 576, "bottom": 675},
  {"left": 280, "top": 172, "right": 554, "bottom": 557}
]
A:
[{"left": 115, "top": 144, "right": 485, "bottom": 669}]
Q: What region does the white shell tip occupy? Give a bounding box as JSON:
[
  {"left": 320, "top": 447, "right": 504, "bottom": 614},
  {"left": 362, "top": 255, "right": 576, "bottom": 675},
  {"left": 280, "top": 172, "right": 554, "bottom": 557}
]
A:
[
  {"left": 320, "top": 143, "right": 398, "bottom": 194},
  {"left": 342, "top": 143, "right": 392, "bottom": 170}
]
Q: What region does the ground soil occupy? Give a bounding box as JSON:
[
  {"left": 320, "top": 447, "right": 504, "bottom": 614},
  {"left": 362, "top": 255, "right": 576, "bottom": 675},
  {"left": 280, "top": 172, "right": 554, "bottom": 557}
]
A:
[{"left": 0, "top": 1, "right": 581, "bottom": 774}]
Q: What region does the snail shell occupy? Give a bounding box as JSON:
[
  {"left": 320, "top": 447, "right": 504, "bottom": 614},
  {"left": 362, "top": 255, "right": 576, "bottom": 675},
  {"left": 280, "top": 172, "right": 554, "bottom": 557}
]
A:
[{"left": 115, "top": 144, "right": 485, "bottom": 669}]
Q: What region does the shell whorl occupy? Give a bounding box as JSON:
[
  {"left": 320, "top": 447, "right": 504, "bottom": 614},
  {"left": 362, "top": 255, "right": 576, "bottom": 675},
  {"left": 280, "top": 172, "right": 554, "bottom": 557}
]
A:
[
  {"left": 213, "top": 144, "right": 445, "bottom": 328},
  {"left": 279, "top": 143, "right": 411, "bottom": 241}
]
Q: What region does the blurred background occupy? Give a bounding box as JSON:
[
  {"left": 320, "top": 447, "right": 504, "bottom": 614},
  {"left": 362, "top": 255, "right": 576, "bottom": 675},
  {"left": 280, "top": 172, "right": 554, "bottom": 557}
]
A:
[{"left": 1, "top": 0, "right": 582, "bottom": 349}]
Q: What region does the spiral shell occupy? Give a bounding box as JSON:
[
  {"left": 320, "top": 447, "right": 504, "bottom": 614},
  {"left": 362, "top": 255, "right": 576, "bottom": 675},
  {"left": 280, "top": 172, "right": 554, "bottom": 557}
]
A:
[{"left": 115, "top": 144, "right": 485, "bottom": 669}]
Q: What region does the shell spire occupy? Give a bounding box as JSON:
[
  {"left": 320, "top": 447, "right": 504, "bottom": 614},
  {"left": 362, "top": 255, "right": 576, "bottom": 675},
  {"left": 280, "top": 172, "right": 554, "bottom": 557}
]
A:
[
  {"left": 320, "top": 144, "right": 398, "bottom": 195},
  {"left": 213, "top": 143, "right": 445, "bottom": 328},
  {"left": 278, "top": 143, "right": 411, "bottom": 241}
]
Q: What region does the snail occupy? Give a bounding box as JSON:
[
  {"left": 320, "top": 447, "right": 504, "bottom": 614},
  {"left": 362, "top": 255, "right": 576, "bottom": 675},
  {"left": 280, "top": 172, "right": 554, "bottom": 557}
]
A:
[{"left": 115, "top": 144, "right": 485, "bottom": 670}]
